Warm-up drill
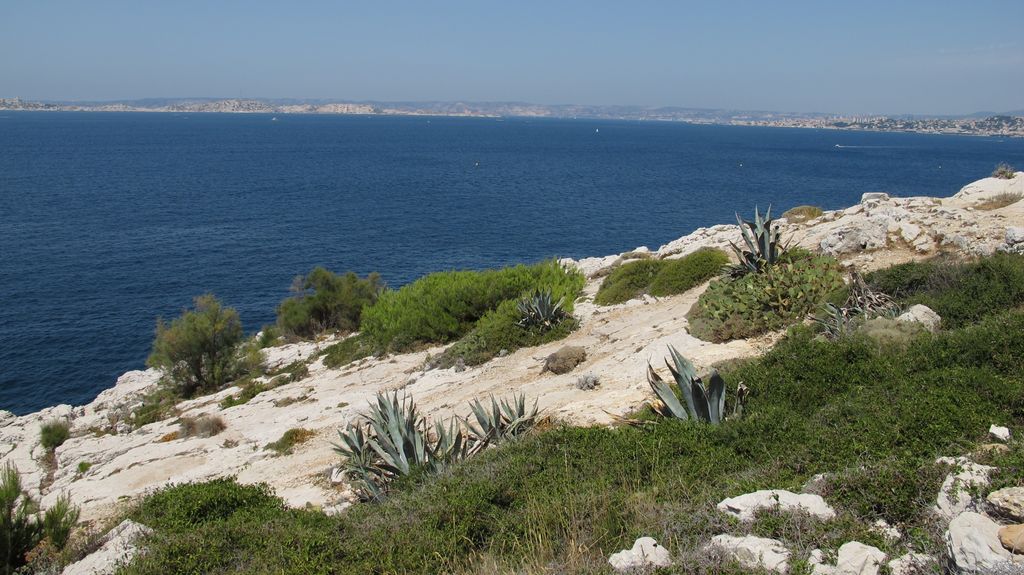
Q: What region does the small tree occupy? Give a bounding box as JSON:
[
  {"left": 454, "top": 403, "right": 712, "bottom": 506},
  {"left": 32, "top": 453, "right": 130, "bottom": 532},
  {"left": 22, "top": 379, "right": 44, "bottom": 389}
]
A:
[
  {"left": 276, "top": 268, "right": 384, "bottom": 338},
  {"left": 147, "top": 294, "right": 244, "bottom": 397}
]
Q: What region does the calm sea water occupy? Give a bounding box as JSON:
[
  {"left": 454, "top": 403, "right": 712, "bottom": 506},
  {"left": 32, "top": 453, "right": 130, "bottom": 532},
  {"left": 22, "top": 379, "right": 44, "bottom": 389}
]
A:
[{"left": 1, "top": 112, "right": 1022, "bottom": 414}]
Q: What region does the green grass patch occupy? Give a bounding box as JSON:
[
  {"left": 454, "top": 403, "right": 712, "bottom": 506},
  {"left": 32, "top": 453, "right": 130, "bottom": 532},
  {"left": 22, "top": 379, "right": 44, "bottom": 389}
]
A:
[
  {"left": 594, "top": 249, "right": 729, "bottom": 305},
  {"left": 39, "top": 420, "right": 70, "bottom": 450}
]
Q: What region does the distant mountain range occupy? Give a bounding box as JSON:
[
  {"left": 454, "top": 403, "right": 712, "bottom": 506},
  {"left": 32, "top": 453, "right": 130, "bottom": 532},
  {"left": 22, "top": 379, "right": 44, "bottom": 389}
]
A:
[{"left": 1, "top": 97, "right": 1021, "bottom": 137}]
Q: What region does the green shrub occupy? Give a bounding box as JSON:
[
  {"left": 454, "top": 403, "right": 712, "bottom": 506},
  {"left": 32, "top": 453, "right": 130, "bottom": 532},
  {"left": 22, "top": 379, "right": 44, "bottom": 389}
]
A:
[
  {"left": 276, "top": 268, "right": 383, "bottom": 338},
  {"left": 594, "top": 259, "right": 663, "bottom": 305},
  {"left": 360, "top": 260, "right": 584, "bottom": 353},
  {"left": 781, "top": 205, "right": 824, "bottom": 223},
  {"left": 147, "top": 294, "right": 244, "bottom": 398},
  {"left": 867, "top": 254, "right": 1024, "bottom": 328},
  {"left": 39, "top": 421, "right": 70, "bottom": 450},
  {"left": 648, "top": 249, "right": 730, "bottom": 297},
  {"left": 75, "top": 461, "right": 91, "bottom": 475},
  {"left": 595, "top": 249, "right": 728, "bottom": 305},
  {"left": 321, "top": 334, "right": 375, "bottom": 369},
  {"left": 688, "top": 253, "right": 845, "bottom": 342},
  {"left": 435, "top": 299, "right": 578, "bottom": 368},
  {"left": 131, "top": 478, "right": 283, "bottom": 532}
]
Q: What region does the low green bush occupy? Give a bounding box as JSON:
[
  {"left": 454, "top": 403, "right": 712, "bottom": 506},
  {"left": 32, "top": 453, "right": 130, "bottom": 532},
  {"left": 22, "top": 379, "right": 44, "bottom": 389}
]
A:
[
  {"left": 687, "top": 252, "right": 845, "bottom": 342},
  {"left": 265, "top": 428, "right": 316, "bottom": 456},
  {"left": 648, "top": 250, "right": 730, "bottom": 297},
  {"left": 321, "top": 334, "right": 375, "bottom": 369},
  {"left": 39, "top": 421, "right": 70, "bottom": 450},
  {"left": 867, "top": 253, "right": 1024, "bottom": 328},
  {"left": 131, "top": 478, "right": 283, "bottom": 532},
  {"left": 594, "top": 259, "right": 662, "bottom": 305},
  {"left": 595, "top": 249, "right": 728, "bottom": 305},
  {"left": 436, "top": 299, "right": 578, "bottom": 367},
  {"left": 276, "top": 268, "right": 383, "bottom": 338},
  {"left": 360, "top": 260, "right": 584, "bottom": 353}
]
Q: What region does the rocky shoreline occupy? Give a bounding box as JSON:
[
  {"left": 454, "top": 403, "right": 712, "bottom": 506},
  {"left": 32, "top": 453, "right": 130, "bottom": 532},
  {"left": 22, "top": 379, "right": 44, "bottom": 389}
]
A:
[{"left": 2, "top": 172, "right": 1022, "bottom": 535}]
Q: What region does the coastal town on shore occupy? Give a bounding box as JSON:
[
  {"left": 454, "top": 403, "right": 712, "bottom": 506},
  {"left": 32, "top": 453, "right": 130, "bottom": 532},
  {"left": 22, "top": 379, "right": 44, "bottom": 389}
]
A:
[{"left": 2, "top": 96, "right": 1022, "bottom": 137}]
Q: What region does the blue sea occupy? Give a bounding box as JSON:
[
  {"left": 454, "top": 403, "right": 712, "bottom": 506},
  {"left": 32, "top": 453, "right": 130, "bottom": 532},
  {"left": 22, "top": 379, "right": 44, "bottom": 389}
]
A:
[{"left": 2, "top": 112, "right": 1023, "bottom": 414}]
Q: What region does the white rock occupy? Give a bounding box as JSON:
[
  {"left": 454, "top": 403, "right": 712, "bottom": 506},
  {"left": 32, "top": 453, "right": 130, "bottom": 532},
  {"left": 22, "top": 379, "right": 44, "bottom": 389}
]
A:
[
  {"left": 987, "top": 487, "right": 1024, "bottom": 522},
  {"left": 1007, "top": 227, "right": 1024, "bottom": 246},
  {"left": 717, "top": 489, "right": 836, "bottom": 522},
  {"left": 820, "top": 219, "right": 889, "bottom": 254},
  {"left": 808, "top": 542, "right": 886, "bottom": 575},
  {"left": 991, "top": 424, "right": 1012, "bottom": 442},
  {"left": 608, "top": 537, "right": 672, "bottom": 572},
  {"left": 934, "top": 457, "right": 995, "bottom": 520},
  {"left": 896, "top": 304, "right": 942, "bottom": 332},
  {"left": 898, "top": 222, "right": 922, "bottom": 242},
  {"left": 861, "top": 192, "right": 890, "bottom": 203},
  {"left": 706, "top": 534, "right": 790, "bottom": 573},
  {"left": 887, "top": 553, "right": 935, "bottom": 575},
  {"left": 945, "top": 511, "right": 1024, "bottom": 574},
  {"left": 61, "top": 519, "right": 152, "bottom": 575}
]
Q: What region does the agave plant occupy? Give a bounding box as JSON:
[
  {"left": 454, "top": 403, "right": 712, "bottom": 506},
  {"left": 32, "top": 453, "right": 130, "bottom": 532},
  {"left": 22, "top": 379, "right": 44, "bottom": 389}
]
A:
[
  {"left": 517, "top": 289, "right": 567, "bottom": 330},
  {"left": 465, "top": 393, "right": 540, "bottom": 443},
  {"left": 729, "top": 206, "right": 785, "bottom": 276},
  {"left": 333, "top": 392, "right": 475, "bottom": 500},
  {"left": 646, "top": 346, "right": 746, "bottom": 423},
  {"left": 810, "top": 303, "right": 861, "bottom": 340}
]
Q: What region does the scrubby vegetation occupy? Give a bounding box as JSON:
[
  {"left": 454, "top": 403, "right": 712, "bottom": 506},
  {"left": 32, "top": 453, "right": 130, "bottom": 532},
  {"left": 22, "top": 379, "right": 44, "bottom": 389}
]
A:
[
  {"left": 688, "top": 250, "right": 845, "bottom": 342},
  {"left": 264, "top": 428, "right": 316, "bottom": 456},
  {"left": 116, "top": 252, "right": 1024, "bottom": 575},
  {"left": 147, "top": 294, "right": 244, "bottom": 398},
  {"left": 975, "top": 191, "right": 1023, "bottom": 210},
  {"left": 39, "top": 420, "right": 70, "bottom": 450},
  {"left": 276, "top": 268, "right": 383, "bottom": 338},
  {"left": 866, "top": 253, "right": 1024, "bottom": 329},
  {"left": 781, "top": 205, "right": 824, "bottom": 223},
  {"left": 993, "top": 162, "right": 1017, "bottom": 179},
  {"left": 320, "top": 334, "right": 375, "bottom": 369},
  {"left": 361, "top": 259, "right": 583, "bottom": 353},
  {"left": 1, "top": 464, "right": 80, "bottom": 574},
  {"left": 594, "top": 249, "right": 729, "bottom": 305},
  {"left": 178, "top": 414, "right": 226, "bottom": 439}
]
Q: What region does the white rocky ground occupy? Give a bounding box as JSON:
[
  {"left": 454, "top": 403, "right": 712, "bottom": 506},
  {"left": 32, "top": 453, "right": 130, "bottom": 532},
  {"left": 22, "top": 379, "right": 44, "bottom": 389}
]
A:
[{"left": 2, "top": 173, "right": 1023, "bottom": 533}]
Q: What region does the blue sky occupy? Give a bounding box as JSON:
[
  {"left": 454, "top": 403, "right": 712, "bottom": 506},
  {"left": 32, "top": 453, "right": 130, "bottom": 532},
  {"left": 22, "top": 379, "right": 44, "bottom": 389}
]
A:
[{"left": 2, "top": 1, "right": 1022, "bottom": 115}]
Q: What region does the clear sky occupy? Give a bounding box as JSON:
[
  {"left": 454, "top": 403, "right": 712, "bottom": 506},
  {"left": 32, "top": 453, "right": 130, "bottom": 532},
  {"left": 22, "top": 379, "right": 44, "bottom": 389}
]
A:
[{"left": 2, "top": 0, "right": 1022, "bottom": 115}]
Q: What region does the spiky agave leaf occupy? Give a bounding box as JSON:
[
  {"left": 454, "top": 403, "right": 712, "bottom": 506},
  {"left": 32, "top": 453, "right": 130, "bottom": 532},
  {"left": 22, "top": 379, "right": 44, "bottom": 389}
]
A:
[
  {"left": 706, "top": 370, "right": 726, "bottom": 424},
  {"left": 646, "top": 363, "right": 688, "bottom": 420},
  {"left": 517, "top": 289, "right": 567, "bottom": 330}
]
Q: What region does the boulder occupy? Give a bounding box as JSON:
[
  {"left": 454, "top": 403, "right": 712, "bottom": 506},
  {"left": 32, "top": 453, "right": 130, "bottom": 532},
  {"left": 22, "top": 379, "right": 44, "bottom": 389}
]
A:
[
  {"left": 820, "top": 219, "right": 889, "bottom": 255},
  {"left": 706, "top": 534, "right": 789, "bottom": 573},
  {"left": 861, "top": 192, "right": 890, "bottom": 203},
  {"left": 991, "top": 424, "right": 1012, "bottom": 442},
  {"left": 608, "top": 537, "right": 672, "bottom": 572},
  {"left": 808, "top": 542, "right": 886, "bottom": 575},
  {"left": 543, "top": 346, "right": 587, "bottom": 375},
  {"left": 896, "top": 304, "right": 942, "bottom": 333},
  {"left": 62, "top": 519, "right": 152, "bottom": 575},
  {"left": 1006, "top": 227, "right": 1024, "bottom": 247},
  {"left": 934, "top": 457, "right": 994, "bottom": 520},
  {"left": 717, "top": 489, "right": 836, "bottom": 522},
  {"left": 1000, "top": 525, "right": 1024, "bottom": 555},
  {"left": 990, "top": 488, "right": 1024, "bottom": 523},
  {"left": 945, "top": 511, "right": 1024, "bottom": 574}
]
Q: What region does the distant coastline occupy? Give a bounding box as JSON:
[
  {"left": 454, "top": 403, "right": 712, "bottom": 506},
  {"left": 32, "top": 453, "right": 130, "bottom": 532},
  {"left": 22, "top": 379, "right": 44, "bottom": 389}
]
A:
[{"left": 2, "top": 97, "right": 1023, "bottom": 138}]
